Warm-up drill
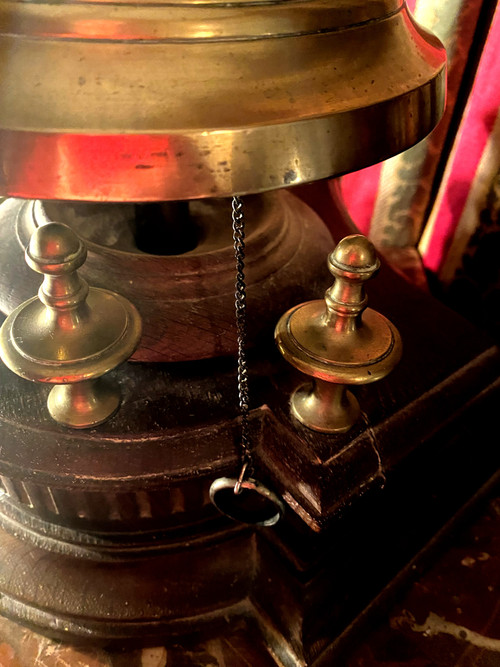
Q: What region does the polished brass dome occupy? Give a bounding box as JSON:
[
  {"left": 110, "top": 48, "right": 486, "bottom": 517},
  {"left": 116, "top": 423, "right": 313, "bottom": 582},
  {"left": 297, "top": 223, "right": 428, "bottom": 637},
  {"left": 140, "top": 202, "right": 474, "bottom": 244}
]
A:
[{"left": 0, "top": 0, "right": 446, "bottom": 201}]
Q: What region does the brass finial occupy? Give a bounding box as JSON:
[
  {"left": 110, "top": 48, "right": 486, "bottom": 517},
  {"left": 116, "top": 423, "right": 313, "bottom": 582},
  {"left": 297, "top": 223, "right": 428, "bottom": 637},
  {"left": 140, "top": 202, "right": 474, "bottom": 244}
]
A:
[
  {"left": 275, "top": 234, "right": 402, "bottom": 433},
  {"left": 0, "top": 222, "right": 142, "bottom": 428}
]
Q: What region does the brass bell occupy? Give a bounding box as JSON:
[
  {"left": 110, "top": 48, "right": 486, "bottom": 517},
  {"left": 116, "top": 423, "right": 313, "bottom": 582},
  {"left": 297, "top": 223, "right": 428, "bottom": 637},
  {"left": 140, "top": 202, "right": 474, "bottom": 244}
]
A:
[{"left": 0, "top": 0, "right": 446, "bottom": 201}]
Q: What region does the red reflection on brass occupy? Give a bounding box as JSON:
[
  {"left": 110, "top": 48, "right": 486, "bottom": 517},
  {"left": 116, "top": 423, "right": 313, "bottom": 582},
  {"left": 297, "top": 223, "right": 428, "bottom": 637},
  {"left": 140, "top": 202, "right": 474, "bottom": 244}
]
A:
[{"left": 0, "top": 131, "right": 180, "bottom": 202}]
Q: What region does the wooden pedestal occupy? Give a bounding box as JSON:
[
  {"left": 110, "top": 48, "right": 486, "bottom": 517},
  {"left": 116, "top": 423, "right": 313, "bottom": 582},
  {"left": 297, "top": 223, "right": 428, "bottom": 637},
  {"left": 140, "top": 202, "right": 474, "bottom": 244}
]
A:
[{"left": 0, "top": 182, "right": 498, "bottom": 664}]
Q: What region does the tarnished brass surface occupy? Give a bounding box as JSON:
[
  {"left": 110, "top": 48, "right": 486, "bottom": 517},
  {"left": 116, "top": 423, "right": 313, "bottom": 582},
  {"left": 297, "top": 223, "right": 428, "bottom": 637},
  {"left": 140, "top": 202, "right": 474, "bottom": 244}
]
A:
[
  {"left": 0, "top": 223, "right": 142, "bottom": 428},
  {"left": 0, "top": 0, "right": 446, "bottom": 201},
  {"left": 275, "top": 235, "right": 402, "bottom": 433}
]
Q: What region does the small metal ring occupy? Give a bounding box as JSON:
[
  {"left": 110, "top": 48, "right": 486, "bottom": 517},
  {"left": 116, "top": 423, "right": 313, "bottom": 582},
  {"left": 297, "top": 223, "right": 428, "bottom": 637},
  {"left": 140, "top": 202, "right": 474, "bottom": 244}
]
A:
[
  {"left": 234, "top": 461, "right": 249, "bottom": 495},
  {"left": 209, "top": 476, "right": 284, "bottom": 527}
]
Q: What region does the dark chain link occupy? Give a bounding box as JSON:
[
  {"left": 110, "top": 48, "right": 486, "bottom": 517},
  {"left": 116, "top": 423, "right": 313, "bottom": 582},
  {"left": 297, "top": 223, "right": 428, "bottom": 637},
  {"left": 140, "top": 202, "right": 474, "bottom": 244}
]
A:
[{"left": 232, "top": 196, "right": 252, "bottom": 478}]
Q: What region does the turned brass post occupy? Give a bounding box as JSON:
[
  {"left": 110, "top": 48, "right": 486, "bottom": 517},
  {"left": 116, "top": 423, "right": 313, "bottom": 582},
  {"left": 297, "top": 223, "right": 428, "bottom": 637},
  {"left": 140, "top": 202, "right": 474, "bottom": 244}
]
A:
[
  {"left": 0, "top": 222, "right": 142, "bottom": 428},
  {"left": 275, "top": 235, "right": 402, "bottom": 433}
]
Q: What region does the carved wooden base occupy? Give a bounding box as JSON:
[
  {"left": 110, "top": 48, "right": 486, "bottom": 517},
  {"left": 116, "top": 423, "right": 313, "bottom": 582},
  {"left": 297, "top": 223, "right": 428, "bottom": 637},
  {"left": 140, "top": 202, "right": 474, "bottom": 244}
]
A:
[
  {"left": 0, "top": 183, "right": 499, "bottom": 662},
  {"left": 0, "top": 379, "right": 499, "bottom": 664},
  {"left": 0, "top": 331, "right": 498, "bottom": 659},
  {"left": 0, "top": 192, "right": 332, "bottom": 362}
]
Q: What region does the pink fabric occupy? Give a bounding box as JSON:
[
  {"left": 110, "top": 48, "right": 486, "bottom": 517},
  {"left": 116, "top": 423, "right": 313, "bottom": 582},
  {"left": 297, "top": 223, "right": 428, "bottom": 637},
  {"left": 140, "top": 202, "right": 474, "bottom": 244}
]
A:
[
  {"left": 341, "top": 0, "right": 500, "bottom": 286},
  {"left": 340, "top": 164, "right": 382, "bottom": 235},
  {"left": 421, "top": 3, "right": 500, "bottom": 272},
  {"left": 339, "top": 0, "right": 417, "bottom": 237}
]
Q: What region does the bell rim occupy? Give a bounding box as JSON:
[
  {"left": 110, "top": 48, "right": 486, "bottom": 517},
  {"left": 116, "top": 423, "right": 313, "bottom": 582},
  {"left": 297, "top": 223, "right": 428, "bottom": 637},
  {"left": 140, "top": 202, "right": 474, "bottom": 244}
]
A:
[{"left": 0, "top": 68, "right": 445, "bottom": 201}]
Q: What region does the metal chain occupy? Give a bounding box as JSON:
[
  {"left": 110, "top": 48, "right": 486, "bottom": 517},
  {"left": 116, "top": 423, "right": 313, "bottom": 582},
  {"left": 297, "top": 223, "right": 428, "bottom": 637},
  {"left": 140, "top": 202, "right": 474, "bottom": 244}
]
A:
[
  {"left": 232, "top": 196, "right": 253, "bottom": 491},
  {"left": 209, "top": 195, "right": 284, "bottom": 523}
]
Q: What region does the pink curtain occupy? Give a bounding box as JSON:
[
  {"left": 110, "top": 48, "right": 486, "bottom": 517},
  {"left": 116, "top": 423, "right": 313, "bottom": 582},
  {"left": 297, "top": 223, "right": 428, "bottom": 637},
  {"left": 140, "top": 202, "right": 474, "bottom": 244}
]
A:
[{"left": 341, "top": 0, "right": 500, "bottom": 335}]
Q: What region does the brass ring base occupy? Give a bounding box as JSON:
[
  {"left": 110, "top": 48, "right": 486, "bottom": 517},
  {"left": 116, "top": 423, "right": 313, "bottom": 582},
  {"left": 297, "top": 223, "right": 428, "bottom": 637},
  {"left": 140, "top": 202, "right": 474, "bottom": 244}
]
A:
[
  {"left": 291, "top": 381, "right": 360, "bottom": 434},
  {"left": 47, "top": 378, "right": 120, "bottom": 429}
]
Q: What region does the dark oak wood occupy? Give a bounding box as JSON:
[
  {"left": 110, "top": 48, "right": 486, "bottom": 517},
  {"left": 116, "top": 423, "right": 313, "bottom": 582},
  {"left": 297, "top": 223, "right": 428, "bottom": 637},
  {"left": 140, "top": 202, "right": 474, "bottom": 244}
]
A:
[{"left": 0, "top": 192, "right": 333, "bottom": 362}]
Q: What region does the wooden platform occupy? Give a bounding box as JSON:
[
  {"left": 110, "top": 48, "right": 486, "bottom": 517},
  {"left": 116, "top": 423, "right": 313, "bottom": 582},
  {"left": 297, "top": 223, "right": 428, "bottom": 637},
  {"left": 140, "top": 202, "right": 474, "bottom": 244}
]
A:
[{"left": 0, "top": 470, "right": 499, "bottom": 666}]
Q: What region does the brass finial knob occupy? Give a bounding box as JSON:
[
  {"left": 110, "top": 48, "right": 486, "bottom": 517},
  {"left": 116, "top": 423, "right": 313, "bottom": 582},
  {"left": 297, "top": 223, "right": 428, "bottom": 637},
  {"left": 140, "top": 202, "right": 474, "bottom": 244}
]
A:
[
  {"left": 0, "top": 223, "right": 142, "bottom": 428},
  {"left": 275, "top": 234, "right": 402, "bottom": 433}
]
